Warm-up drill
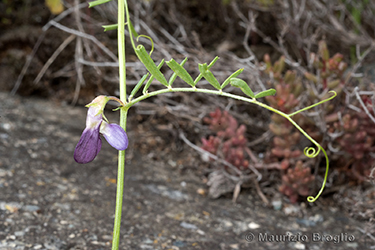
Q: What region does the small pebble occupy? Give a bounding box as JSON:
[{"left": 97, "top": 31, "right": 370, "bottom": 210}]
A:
[
  {"left": 142, "top": 238, "right": 153, "bottom": 244},
  {"left": 0, "top": 133, "right": 9, "bottom": 139},
  {"left": 284, "top": 204, "right": 300, "bottom": 215},
  {"left": 196, "top": 188, "right": 206, "bottom": 196},
  {"left": 102, "top": 235, "right": 113, "bottom": 240},
  {"left": 310, "top": 214, "right": 323, "bottom": 223},
  {"left": 272, "top": 200, "right": 282, "bottom": 210},
  {"left": 296, "top": 218, "right": 316, "bottom": 227},
  {"left": 221, "top": 219, "right": 233, "bottom": 228},
  {"left": 173, "top": 240, "right": 185, "bottom": 247},
  {"left": 15, "top": 231, "right": 25, "bottom": 237},
  {"left": 345, "top": 242, "right": 358, "bottom": 248},
  {"left": 2, "top": 123, "right": 11, "bottom": 130},
  {"left": 180, "top": 222, "right": 198, "bottom": 230},
  {"left": 294, "top": 242, "right": 306, "bottom": 249},
  {"left": 197, "top": 229, "right": 205, "bottom": 235},
  {"left": 248, "top": 222, "right": 260, "bottom": 229},
  {"left": 229, "top": 244, "right": 239, "bottom": 249},
  {"left": 23, "top": 205, "right": 40, "bottom": 212},
  {"left": 168, "top": 160, "right": 177, "bottom": 167},
  {"left": 140, "top": 244, "right": 153, "bottom": 249}
]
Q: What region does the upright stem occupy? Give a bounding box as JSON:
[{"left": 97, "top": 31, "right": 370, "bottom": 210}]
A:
[
  {"left": 112, "top": 0, "right": 127, "bottom": 249},
  {"left": 118, "top": 0, "right": 126, "bottom": 102},
  {"left": 112, "top": 111, "right": 127, "bottom": 250}
]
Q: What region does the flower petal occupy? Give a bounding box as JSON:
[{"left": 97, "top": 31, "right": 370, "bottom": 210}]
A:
[
  {"left": 86, "top": 105, "right": 103, "bottom": 128},
  {"left": 74, "top": 124, "right": 102, "bottom": 164},
  {"left": 100, "top": 122, "right": 128, "bottom": 150}
]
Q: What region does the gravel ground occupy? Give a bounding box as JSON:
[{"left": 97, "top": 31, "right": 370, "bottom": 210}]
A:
[{"left": 0, "top": 92, "right": 371, "bottom": 250}]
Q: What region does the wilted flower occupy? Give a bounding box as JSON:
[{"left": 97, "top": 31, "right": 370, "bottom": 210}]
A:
[{"left": 74, "top": 96, "right": 128, "bottom": 164}]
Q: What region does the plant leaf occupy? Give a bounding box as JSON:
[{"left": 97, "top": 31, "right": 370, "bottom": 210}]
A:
[
  {"left": 128, "top": 19, "right": 139, "bottom": 38},
  {"left": 166, "top": 58, "right": 193, "bottom": 86},
  {"left": 102, "top": 24, "right": 119, "bottom": 31},
  {"left": 230, "top": 78, "right": 255, "bottom": 98},
  {"left": 194, "top": 56, "right": 219, "bottom": 85},
  {"left": 135, "top": 45, "right": 168, "bottom": 87},
  {"left": 129, "top": 73, "right": 149, "bottom": 100},
  {"left": 143, "top": 60, "right": 165, "bottom": 94},
  {"left": 198, "top": 63, "right": 221, "bottom": 90},
  {"left": 254, "top": 88, "right": 276, "bottom": 99},
  {"left": 88, "top": 0, "right": 111, "bottom": 8},
  {"left": 221, "top": 68, "right": 244, "bottom": 89},
  {"left": 102, "top": 20, "right": 138, "bottom": 35}
]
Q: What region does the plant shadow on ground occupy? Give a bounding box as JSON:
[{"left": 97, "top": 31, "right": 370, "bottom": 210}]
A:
[{"left": 0, "top": 92, "right": 372, "bottom": 250}]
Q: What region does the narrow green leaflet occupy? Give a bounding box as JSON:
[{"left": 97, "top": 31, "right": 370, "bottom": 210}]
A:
[
  {"left": 88, "top": 0, "right": 111, "bottom": 7},
  {"left": 221, "top": 68, "right": 244, "bottom": 89},
  {"left": 198, "top": 63, "right": 221, "bottom": 90},
  {"left": 102, "top": 24, "right": 119, "bottom": 31},
  {"left": 129, "top": 73, "right": 149, "bottom": 100},
  {"left": 143, "top": 59, "right": 165, "bottom": 94},
  {"left": 102, "top": 20, "right": 138, "bottom": 35},
  {"left": 230, "top": 78, "right": 255, "bottom": 98},
  {"left": 166, "top": 58, "right": 193, "bottom": 86},
  {"left": 254, "top": 88, "right": 276, "bottom": 99},
  {"left": 128, "top": 19, "right": 139, "bottom": 38},
  {"left": 135, "top": 45, "right": 168, "bottom": 87},
  {"left": 194, "top": 56, "right": 219, "bottom": 85}
]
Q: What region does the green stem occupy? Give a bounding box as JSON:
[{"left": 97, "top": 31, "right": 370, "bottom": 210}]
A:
[
  {"left": 112, "top": 0, "right": 127, "bottom": 249},
  {"left": 287, "top": 91, "right": 337, "bottom": 117},
  {"left": 124, "top": 0, "right": 136, "bottom": 51},
  {"left": 118, "top": 0, "right": 126, "bottom": 102},
  {"left": 112, "top": 111, "right": 127, "bottom": 250}
]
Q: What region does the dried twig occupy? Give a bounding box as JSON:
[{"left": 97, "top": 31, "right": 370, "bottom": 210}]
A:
[
  {"left": 354, "top": 86, "right": 375, "bottom": 124},
  {"left": 72, "top": 37, "right": 84, "bottom": 105},
  {"left": 179, "top": 131, "right": 243, "bottom": 177},
  {"left": 10, "top": 2, "right": 108, "bottom": 95},
  {"left": 10, "top": 32, "right": 46, "bottom": 95},
  {"left": 33, "top": 34, "right": 76, "bottom": 85},
  {"left": 49, "top": 20, "right": 118, "bottom": 62},
  {"left": 253, "top": 178, "right": 269, "bottom": 205},
  {"left": 72, "top": 0, "right": 92, "bottom": 105},
  {"left": 42, "top": 2, "right": 88, "bottom": 31},
  {"left": 345, "top": 43, "right": 375, "bottom": 84}
]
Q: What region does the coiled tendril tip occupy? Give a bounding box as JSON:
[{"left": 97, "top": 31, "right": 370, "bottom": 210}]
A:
[
  {"left": 303, "top": 146, "right": 320, "bottom": 158},
  {"left": 307, "top": 196, "right": 316, "bottom": 203}
]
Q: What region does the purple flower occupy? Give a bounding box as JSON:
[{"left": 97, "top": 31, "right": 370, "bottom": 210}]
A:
[{"left": 74, "top": 96, "right": 128, "bottom": 164}]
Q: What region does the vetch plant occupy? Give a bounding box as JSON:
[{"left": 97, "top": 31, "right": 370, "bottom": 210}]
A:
[{"left": 75, "top": 0, "right": 337, "bottom": 248}]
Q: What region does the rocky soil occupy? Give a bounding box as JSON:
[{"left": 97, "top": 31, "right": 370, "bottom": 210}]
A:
[{"left": 0, "top": 92, "right": 371, "bottom": 250}]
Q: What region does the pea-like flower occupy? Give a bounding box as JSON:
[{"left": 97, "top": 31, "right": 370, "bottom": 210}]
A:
[{"left": 74, "top": 96, "right": 128, "bottom": 164}]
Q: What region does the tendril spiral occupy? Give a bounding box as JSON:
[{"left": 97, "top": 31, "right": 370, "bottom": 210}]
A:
[
  {"left": 304, "top": 145, "right": 330, "bottom": 203},
  {"left": 303, "top": 146, "right": 320, "bottom": 158}
]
